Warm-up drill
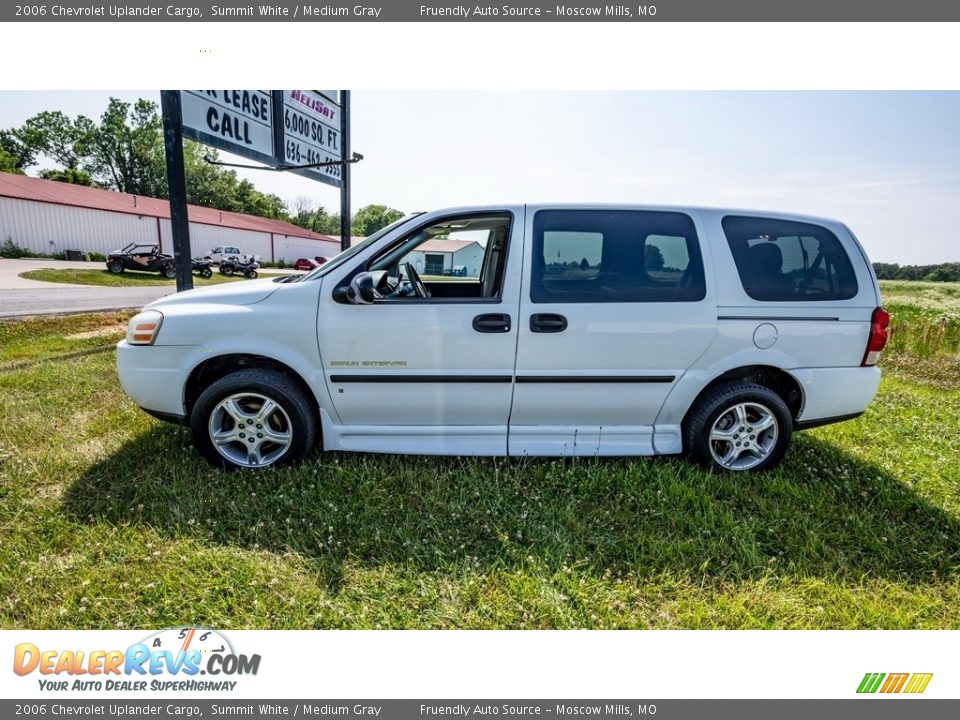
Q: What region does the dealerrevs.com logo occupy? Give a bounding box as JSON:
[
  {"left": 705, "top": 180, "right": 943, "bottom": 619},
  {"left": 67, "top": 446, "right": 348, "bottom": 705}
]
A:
[
  {"left": 13, "top": 626, "right": 261, "bottom": 693},
  {"left": 857, "top": 673, "right": 933, "bottom": 694}
]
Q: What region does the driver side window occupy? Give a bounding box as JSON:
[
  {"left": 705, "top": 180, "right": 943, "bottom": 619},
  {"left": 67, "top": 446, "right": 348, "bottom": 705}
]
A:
[{"left": 367, "top": 213, "right": 512, "bottom": 302}]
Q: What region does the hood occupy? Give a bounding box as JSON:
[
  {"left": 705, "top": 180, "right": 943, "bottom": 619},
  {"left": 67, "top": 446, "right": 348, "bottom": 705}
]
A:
[{"left": 145, "top": 278, "right": 281, "bottom": 309}]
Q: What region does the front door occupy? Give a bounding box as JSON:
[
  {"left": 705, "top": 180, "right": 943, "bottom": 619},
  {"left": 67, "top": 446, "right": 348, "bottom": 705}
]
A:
[
  {"left": 510, "top": 207, "right": 717, "bottom": 456},
  {"left": 316, "top": 208, "right": 524, "bottom": 454}
]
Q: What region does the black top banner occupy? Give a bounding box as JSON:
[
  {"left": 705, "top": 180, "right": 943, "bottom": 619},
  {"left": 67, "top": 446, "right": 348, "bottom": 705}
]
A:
[{"left": 6, "top": 0, "right": 960, "bottom": 22}]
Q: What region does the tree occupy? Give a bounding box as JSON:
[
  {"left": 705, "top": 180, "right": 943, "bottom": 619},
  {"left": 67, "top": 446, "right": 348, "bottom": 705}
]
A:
[
  {"left": 0, "top": 130, "right": 34, "bottom": 172},
  {"left": 0, "top": 147, "right": 24, "bottom": 174},
  {"left": 645, "top": 244, "right": 665, "bottom": 271},
  {"left": 351, "top": 204, "right": 404, "bottom": 237},
  {"left": 15, "top": 111, "right": 85, "bottom": 170},
  {"left": 39, "top": 167, "right": 94, "bottom": 186},
  {"left": 80, "top": 98, "right": 166, "bottom": 196},
  {"left": 580, "top": 257, "right": 590, "bottom": 270},
  {"left": 872, "top": 262, "right": 960, "bottom": 283},
  {"left": 234, "top": 179, "right": 287, "bottom": 220},
  {"left": 288, "top": 196, "right": 341, "bottom": 235}
]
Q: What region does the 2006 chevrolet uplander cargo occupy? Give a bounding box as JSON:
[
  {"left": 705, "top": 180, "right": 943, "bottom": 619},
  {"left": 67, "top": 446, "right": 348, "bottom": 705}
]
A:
[{"left": 117, "top": 205, "right": 890, "bottom": 473}]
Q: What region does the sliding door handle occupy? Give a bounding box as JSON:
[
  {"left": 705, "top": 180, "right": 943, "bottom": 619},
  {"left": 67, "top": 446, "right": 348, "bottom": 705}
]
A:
[{"left": 530, "top": 313, "right": 568, "bottom": 333}]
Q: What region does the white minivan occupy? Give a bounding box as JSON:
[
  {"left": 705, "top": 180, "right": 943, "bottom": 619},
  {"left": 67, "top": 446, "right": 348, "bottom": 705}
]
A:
[{"left": 117, "top": 205, "right": 889, "bottom": 473}]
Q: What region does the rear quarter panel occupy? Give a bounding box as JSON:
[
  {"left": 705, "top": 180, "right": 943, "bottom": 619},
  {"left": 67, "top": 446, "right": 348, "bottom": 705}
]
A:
[{"left": 656, "top": 209, "right": 882, "bottom": 427}]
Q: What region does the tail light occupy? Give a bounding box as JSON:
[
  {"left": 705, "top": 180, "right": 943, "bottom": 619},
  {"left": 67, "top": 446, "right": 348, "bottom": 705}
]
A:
[{"left": 861, "top": 307, "right": 890, "bottom": 366}]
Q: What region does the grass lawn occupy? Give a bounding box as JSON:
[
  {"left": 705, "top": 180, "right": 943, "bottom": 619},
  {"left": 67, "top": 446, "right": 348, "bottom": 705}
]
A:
[
  {"left": 19, "top": 268, "right": 280, "bottom": 287},
  {"left": 0, "top": 282, "right": 958, "bottom": 629}
]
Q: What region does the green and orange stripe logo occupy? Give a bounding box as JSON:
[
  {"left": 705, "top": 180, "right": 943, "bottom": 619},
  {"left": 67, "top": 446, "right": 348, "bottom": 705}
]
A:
[{"left": 857, "top": 672, "right": 933, "bottom": 694}]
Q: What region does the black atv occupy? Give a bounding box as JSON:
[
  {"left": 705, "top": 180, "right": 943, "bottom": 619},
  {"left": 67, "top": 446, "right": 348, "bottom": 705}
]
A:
[
  {"left": 192, "top": 258, "right": 213, "bottom": 279},
  {"left": 218, "top": 255, "right": 259, "bottom": 279},
  {"left": 106, "top": 243, "right": 176, "bottom": 279}
]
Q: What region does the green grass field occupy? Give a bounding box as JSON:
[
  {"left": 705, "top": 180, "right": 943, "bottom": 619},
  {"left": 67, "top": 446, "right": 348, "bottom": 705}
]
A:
[
  {"left": 19, "top": 268, "right": 277, "bottom": 287},
  {"left": 0, "top": 281, "right": 958, "bottom": 629}
]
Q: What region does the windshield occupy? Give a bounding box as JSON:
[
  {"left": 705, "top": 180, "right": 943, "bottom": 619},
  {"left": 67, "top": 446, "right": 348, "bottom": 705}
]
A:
[{"left": 300, "top": 213, "right": 424, "bottom": 282}]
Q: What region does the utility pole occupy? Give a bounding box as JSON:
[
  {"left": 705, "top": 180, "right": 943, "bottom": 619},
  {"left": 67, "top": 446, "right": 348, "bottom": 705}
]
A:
[
  {"left": 339, "top": 90, "right": 351, "bottom": 253},
  {"left": 160, "top": 90, "right": 194, "bottom": 292}
]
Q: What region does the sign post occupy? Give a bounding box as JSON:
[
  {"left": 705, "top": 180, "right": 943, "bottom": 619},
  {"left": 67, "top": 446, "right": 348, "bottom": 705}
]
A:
[
  {"left": 160, "top": 90, "right": 194, "bottom": 292},
  {"left": 339, "top": 90, "right": 351, "bottom": 253}
]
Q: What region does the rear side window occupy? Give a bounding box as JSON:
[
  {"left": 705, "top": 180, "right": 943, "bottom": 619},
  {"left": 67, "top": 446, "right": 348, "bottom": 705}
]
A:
[
  {"left": 722, "top": 216, "right": 858, "bottom": 301},
  {"left": 531, "top": 210, "right": 705, "bottom": 303}
]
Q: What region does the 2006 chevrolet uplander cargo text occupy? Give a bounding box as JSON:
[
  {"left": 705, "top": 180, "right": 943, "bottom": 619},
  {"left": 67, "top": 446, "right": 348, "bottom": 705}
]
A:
[{"left": 116, "top": 205, "right": 890, "bottom": 473}]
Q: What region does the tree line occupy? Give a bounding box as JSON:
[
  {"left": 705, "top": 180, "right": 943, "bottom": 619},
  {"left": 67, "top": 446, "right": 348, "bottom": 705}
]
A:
[
  {"left": 0, "top": 97, "right": 403, "bottom": 237},
  {"left": 873, "top": 262, "right": 960, "bottom": 283}
]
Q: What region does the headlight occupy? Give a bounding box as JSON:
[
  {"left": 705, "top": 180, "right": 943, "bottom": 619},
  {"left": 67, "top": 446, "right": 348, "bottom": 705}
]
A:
[{"left": 126, "top": 310, "right": 164, "bottom": 345}]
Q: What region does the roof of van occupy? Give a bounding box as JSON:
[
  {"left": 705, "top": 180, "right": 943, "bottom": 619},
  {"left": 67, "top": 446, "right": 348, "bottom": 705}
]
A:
[
  {"left": 406, "top": 203, "right": 844, "bottom": 228},
  {"left": 523, "top": 203, "right": 842, "bottom": 225}
]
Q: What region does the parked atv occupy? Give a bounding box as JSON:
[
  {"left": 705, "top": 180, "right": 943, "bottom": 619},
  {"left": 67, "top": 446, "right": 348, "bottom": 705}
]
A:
[
  {"left": 106, "top": 243, "right": 176, "bottom": 278},
  {"left": 218, "top": 256, "right": 259, "bottom": 279},
  {"left": 192, "top": 258, "right": 213, "bottom": 279}
]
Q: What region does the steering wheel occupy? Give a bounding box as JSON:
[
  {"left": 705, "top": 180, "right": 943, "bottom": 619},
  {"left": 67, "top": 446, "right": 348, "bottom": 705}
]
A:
[{"left": 404, "top": 262, "right": 430, "bottom": 298}]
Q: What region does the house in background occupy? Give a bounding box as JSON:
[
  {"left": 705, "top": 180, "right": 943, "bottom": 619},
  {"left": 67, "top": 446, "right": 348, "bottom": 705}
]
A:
[{"left": 405, "top": 238, "right": 485, "bottom": 277}]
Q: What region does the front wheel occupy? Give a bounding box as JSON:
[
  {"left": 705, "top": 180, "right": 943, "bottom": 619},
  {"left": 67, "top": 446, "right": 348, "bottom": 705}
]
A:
[
  {"left": 162, "top": 265, "right": 176, "bottom": 279},
  {"left": 245, "top": 268, "right": 258, "bottom": 279},
  {"left": 220, "top": 265, "right": 234, "bottom": 276},
  {"left": 108, "top": 261, "right": 124, "bottom": 274},
  {"left": 685, "top": 382, "right": 792, "bottom": 473},
  {"left": 191, "top": 368, "right": 318, "bottom": 470}
]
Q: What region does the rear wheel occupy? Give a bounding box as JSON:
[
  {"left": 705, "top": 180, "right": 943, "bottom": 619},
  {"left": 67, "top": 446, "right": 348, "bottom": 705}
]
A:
[
  {"left": 191, "top": 368, "right": 317, "bottom": 470},
  {"left": 200, "top": 267, "right": 212, "bottom": 279},
  {"left": 162, "top": 265, "right": 176, "bottom": 279},
  {"left": 685, "top": 381, "right": 792, "bottom": 473},
  {"left": 108, "top": 260, "right": 124, "bottom": 274}
]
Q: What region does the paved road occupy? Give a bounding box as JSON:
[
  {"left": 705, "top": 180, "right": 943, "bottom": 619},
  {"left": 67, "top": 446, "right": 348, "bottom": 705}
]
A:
[
  {"left": 0, "top": 258, "right": 297, "bottom": 318},
  {"left": 0, "top": 259, "right": 173, "bottom": 317},
  {"left": 0, "top": 286, "right": 173, "bottom": 318}
]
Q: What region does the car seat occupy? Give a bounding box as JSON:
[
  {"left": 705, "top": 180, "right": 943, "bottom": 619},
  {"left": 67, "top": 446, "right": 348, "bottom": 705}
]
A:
[{"left": 748, "top": 243, "right": 795, "bottom": 297}]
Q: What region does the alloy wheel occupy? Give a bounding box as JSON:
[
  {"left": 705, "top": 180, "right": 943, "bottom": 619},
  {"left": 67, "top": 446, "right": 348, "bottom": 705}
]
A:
[
  {"left": 207, "top": 392, "right": 293, "bottom": 468},
  {"left": 708, "top": 401, "right": 779, "bottom": 471}
]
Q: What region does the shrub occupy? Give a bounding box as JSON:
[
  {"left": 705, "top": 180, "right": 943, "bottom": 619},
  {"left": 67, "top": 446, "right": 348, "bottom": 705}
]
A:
[{"left": 1, "top": 238, "right": 31, "bottom": 258}]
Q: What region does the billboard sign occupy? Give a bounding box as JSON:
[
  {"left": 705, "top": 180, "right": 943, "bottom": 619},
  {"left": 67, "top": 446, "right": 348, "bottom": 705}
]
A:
[
  {"left": 178, "top": 90, "right": 344, "bottom": 189},
  {"left": 282, "top": 90, "right": 343, "bottom": 188},
  {"left": 180, "top": 90, "right": 277, "bottom": 165}
]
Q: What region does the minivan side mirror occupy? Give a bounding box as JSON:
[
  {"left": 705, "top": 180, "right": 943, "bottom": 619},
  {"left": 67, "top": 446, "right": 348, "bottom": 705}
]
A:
[
  {"left": 351, "top": 273, "right": 376, "bottom": 303},
  {"left": 333, "top": 272, "right": 376, "bottom": 304}
]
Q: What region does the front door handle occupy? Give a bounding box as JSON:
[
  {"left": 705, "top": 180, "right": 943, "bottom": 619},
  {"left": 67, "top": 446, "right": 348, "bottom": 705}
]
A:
[
  {"left": 473, "top": 313, "right": 511, "bottom": 333},
  {"left": 530, "top": 313, "right": 568, "bottom": 333}
]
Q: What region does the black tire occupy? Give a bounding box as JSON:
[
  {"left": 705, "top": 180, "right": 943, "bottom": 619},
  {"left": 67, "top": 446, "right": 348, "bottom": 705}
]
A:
[
  {"left": 685, "top": 381, "right": 792, "bottom": 473},
  {"left": 245, "top": 268, "right": 258, "bottom": 279},
  {"left": 108, "top": 260, "right": 124, "bottom": 274},
  {"left": 190, "top": 368, "right": 318, "bottom": 471},
  {"left": 162, "top": 265, "right": 176, "bottom": 279},
  {"left": 220, "top": 265, "right": 234, "bottom": 276},
  {"left": 200, "top": 268, "right": 212, "bottom": 279}
]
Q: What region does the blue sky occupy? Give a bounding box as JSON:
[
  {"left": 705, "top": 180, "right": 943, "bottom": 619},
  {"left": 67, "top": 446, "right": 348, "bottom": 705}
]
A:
[{"left": 1, "top": 91, "right": 957, "bottom": 264}]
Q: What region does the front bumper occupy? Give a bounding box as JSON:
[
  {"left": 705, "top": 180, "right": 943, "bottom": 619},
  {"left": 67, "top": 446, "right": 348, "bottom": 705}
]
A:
[{"left": 116, "top": 340, "right": 198, "bottom": 419}]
